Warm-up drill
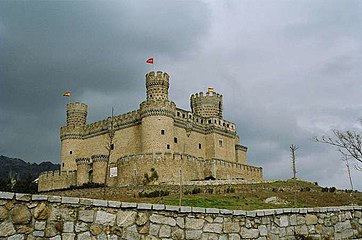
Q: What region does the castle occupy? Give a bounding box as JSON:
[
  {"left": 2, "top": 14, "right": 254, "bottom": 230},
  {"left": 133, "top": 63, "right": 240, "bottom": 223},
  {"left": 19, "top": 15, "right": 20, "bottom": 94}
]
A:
[{"left": 38, "top": 71, "right": 263, "bottom": 192}]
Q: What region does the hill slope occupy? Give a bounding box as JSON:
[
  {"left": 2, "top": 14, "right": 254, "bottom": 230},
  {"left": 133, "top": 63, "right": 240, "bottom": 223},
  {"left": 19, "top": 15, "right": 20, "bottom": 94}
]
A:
[{"left": 0, "top": 155, "right": 59, "bottom": 180}]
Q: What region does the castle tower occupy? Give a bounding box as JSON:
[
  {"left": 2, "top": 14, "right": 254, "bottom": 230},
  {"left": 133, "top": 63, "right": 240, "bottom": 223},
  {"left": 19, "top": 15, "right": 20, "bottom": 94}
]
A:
[
  {"left": 76, "top": 157, "right": 90, "bottom": 186},
  {"left": 145, "top": 71, "right": 170, "bottom": 101},
  {"left": 66, "top": 102, "right": 88, "bottom": 128},
  {"left": 60, "top": 102, "right": 88, "bottom": 172},
  {"left": 140, "top": 71, "right": 176, "bottom": 153},
  {"left": 190, "top": 90, "right": 223, "bottom": 118},
  {"left": 91, "top": 155, "right": 108, "bottom": 185}
]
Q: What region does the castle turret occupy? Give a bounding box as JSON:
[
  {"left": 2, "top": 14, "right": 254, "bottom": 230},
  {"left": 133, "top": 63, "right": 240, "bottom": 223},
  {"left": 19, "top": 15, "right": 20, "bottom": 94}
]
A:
[
  {"left": 91, "top": 155, "right": 108, "bottom": 185},
  {"left": 60, "top": 102, "right": 88, "bottom": 172},
  {"left": 140, "top": 71, "right": 176, "bottom": 153},
  {"left": 66, "top": 102, "right": 88, "bottom": 128},
  {"left": 190, "top": 90, "right": 223, "bottom": 118},
  {"left": 76, "top": 157, "right": 90, "bottom": 186},
  {"left": 145, "top": 71, "right": 170, "bottom": 101}
]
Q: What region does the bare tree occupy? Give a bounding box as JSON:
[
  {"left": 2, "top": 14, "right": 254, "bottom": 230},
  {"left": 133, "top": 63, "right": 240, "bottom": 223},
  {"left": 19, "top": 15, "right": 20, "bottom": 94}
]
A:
[
  {"left": 290, "top": 144, "right": 298, "bottom": 179},
  {"left": 314, "top": 123, "right": 362, "bottom": 165},
  {"left": 341, "top": 153, "right": 354, "bottom": 191},
  {"left": 104, "top": 107, "right": 116, "bottom": 186}
]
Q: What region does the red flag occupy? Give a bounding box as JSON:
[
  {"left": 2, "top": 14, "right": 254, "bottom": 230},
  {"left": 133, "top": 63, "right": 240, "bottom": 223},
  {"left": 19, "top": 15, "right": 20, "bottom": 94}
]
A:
[{"left": 146, "top": 58, "right": 154, "bottom": 64}]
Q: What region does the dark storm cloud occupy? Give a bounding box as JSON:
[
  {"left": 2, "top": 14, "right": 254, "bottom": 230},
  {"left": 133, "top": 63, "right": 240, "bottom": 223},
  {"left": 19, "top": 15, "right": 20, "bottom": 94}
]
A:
[
  {"left": 0, "top": 1, "right": 210, "bottom": 162},
  {"left": 1, "top": 0, "right": 361, "bottom": 191}
]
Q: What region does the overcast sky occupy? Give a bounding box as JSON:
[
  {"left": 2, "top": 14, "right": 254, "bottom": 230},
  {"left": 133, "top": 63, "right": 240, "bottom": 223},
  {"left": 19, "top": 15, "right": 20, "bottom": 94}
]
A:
[{"left": 1, "top": 1, "right": 361, "bottom": 190}]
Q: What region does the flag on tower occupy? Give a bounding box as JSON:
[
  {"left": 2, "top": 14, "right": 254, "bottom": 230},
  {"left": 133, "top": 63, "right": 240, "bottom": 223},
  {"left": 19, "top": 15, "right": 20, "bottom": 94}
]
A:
[
  {"left": 146, "top": 58, "right": 154, "bottom": 64},
  {"left": 63, "top": 91, "right": 71, "bottom": 97}
]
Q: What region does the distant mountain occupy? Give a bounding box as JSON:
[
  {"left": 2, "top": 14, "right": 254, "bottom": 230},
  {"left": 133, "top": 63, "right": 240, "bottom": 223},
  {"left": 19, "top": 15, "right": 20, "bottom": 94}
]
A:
[{"left": 0, "top": 155, "right": 60, "bottom": 180}]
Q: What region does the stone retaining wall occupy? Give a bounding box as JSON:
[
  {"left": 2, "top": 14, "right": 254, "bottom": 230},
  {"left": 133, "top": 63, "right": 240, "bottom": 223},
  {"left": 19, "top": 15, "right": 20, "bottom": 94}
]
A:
[{"left": 0, "top": 191, "right": 361, "bottom": 239}]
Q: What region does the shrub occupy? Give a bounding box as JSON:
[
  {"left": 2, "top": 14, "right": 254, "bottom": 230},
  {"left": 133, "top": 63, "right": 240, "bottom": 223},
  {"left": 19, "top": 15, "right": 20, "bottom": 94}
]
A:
[
  {"left": 139, "top": 190, "right": 169, "bottom": 198},
  {"left": 191, "top": 188, "right": 201, "bottom": 194}
]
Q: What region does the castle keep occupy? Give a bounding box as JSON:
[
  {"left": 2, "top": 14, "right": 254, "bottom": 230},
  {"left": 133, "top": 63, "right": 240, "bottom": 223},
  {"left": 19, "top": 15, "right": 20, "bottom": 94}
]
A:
[{"left": 39, "top": 71, "right": 263, "bottom": 191}]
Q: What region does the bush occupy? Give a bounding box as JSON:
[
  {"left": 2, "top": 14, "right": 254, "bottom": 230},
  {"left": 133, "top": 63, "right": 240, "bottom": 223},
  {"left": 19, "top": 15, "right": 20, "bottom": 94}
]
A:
[
  {"left": 139, "top": 190, "right": 169, "bottom": 198},
  {"left": 191, "top": 188, "right": 201, "bottom": 194}
]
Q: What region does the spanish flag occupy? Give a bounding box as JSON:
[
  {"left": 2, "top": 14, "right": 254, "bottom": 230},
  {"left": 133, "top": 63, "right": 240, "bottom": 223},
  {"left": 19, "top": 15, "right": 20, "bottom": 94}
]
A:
[
  {"left": 207, "top": 87, "right": 214, "bottom": 93},
  {"left": 146, "top": 58, "right": 154, "bottom": 64},
  {"left": 63, "top": 91, "right": 71, "bottom": 97}
]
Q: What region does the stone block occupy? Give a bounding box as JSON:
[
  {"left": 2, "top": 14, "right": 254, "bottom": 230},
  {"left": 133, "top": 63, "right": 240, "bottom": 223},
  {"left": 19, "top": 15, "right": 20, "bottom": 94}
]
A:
[
  {"left": 75, "top": 231, "right": 89, "bottom": 240},
  {"left": 159, "top": 225, "right": 171, "bottom": 238},
  {"left": 305, "top": 214, "right": 318, "bottom": 225},
  {"left": 279, "top": 215, "right": 289, "bottom": 227},
  {"left": 117, "top": 210, "right": 137, "bottom": 227},
  {"left": 150, "top": 214, "right": 176, "bottom": 226},
  {"left": 121, "top": 202, "right": 137, "bottom": 208},
  {"left": 79, "top": 210, "right": 94, "bottom": 222},
  {"left": 32, "top": 194, "right": 48, "bottom": 201},
  {"left": 15, "top": 193, "right": 31, "bottom": 202},
  {"left": 240, "top": 227, "right": 259, "bottom": 238},
  {"left": 223, "top": 222, "right": 240, "bottom": 233},
  {"left": 185, "top": 230, "right": 202, "bottom": 239},
  {"left": 185, "top": 217, "right": 205, "bottom": 230},
  {"left": 165, "top": 205, "right": 180, "bottom": 212},
  {"left": 93, "top": 199, "right": 108, "bottom": 207},
  {"left": 204, "top": 223, "right": 222, "bottom": 233},
  {"left": 228, "top": 233, "right": 241, "bottom": 240},
  {"left": 61, "top": 197, "right": 79, "bottom": 204},
  {"left": 206, "top": 208, "right": 219, "bottom": 214},
  {"left": 233, "top": 210, "right": 245, "bottom": 216},
  {"left": 180, "top": 206, "right": 192, "bottom": 213},
  {"left": 48, "top": 196, "right": 62, "bottom": 203},
  {"left": 193, "top": 207, "right": 206, "bottom": 213},
  {"left": 33, "top": 231, "right": 45, "bottom": 237},
  {"left": 11, "top": 205, "right": 31, "bottom": 224},
  {"left": 220, "top": 209, "right": 233, "bottom": 215},
  {"left": 8, "top": 234, "right": 25, "bottom": 240},
  {"left": 0, "top": 221, "right": 16, "bottom": 237},
  {"left": 63, "top": 221, "right": 74, "bottom": 233},
  {"left": 0, "top": 192, "right": 14, "bottom": 200},
  {"left": 34, "top": 221, "right": 46, "bottom": 230},
  {"left": 152, "top": 204, "right": 165, "bottom": 210},
  {"left": 137, "top": 203, "right": 152, "bottom": 210},
  {"left": 108, "top": 201, "right": 121, "bottom": 208}
]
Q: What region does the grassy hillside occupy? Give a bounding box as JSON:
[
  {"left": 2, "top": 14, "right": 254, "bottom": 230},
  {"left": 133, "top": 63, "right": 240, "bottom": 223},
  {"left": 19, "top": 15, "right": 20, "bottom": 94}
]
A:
[{"left": 47, "top": 179, "right": 362, "bottom": 210}]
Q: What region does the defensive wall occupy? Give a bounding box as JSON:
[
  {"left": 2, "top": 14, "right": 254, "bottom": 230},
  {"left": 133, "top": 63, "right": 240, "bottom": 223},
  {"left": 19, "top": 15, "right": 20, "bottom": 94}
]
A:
[
  {"left": 38, "top": 153, "right": 262, "bottom": 192},
  {"left": 0, "top": 191, "right": 361, "bottom": 239}
]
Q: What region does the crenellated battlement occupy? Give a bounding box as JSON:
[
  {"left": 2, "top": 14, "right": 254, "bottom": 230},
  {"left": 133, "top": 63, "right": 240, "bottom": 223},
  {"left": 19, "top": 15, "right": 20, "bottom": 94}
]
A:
[
  {"left": 76, "top": 157, "right": 90, "bottom": 165},
  {"left": 66, "top": 102, "right": 88, "bottom": 128},
  {"left": 190, "top": 90, "right": 223, "bottom": 118},
  {"left": 145, "top": 71, "right": 170, "bottom": 101},
  {"left": 91, "top": 154, "right": 108, "bottom": 162}
]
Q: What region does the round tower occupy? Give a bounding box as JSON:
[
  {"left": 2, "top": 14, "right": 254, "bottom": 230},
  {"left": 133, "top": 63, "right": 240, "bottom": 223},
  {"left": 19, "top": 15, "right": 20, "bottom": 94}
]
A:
[
  {"left": 66, "top": 102, "right": 88, "bottom": 128},
  {"left": 76, "top": 157, "right": 90, "bottom": 186},
  {"left": 145, "top": 71, "right": 170, "bottom": 101},
  {"left": 190, "top": 90, "right": 223, "bottom": 118},
  {"left": 91, "top": 155, "right": 108, "bottom": 185},
  {"left": 60, "top": 102, "right": 88, "bottom": 172},
  {"left": 140, "top": 71, "right": 176, "bottom": 153}
]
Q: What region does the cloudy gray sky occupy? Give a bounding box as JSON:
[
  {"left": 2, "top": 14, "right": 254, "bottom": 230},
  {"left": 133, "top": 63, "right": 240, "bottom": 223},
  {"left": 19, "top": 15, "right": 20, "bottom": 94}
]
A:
[{"left": 1, "top": 0, "right": 361, "bottom": 190}]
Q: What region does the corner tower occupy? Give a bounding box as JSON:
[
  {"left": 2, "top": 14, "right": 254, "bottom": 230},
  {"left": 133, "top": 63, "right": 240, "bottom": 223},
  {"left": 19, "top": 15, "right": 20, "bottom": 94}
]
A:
[
  {"left": 60, "top": 102, "right": 88, "bottom": 172},
  {"left": 190, "top": 90, "right": 223, "bottom": 118},
  {"left": 140, "top": 71, "right": 176, "bottom": 153}
]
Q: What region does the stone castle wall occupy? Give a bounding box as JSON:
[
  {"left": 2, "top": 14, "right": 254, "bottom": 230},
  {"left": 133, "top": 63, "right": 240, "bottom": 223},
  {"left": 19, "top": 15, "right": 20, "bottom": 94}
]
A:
[
  {"left": 38, "top": 171, "right": 77, "bottom": 192},
  {"left": 0, "top": 191, "right": 361, "bottom": 239}
]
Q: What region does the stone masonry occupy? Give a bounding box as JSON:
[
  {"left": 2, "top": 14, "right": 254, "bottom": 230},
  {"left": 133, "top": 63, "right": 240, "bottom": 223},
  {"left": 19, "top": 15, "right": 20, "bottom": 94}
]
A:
[
  {"left": 39, "top": 71, "right": 263, "bottom": 192},
  {"left": 0, "top": 191, "right": 361, "bottom": 239}
]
